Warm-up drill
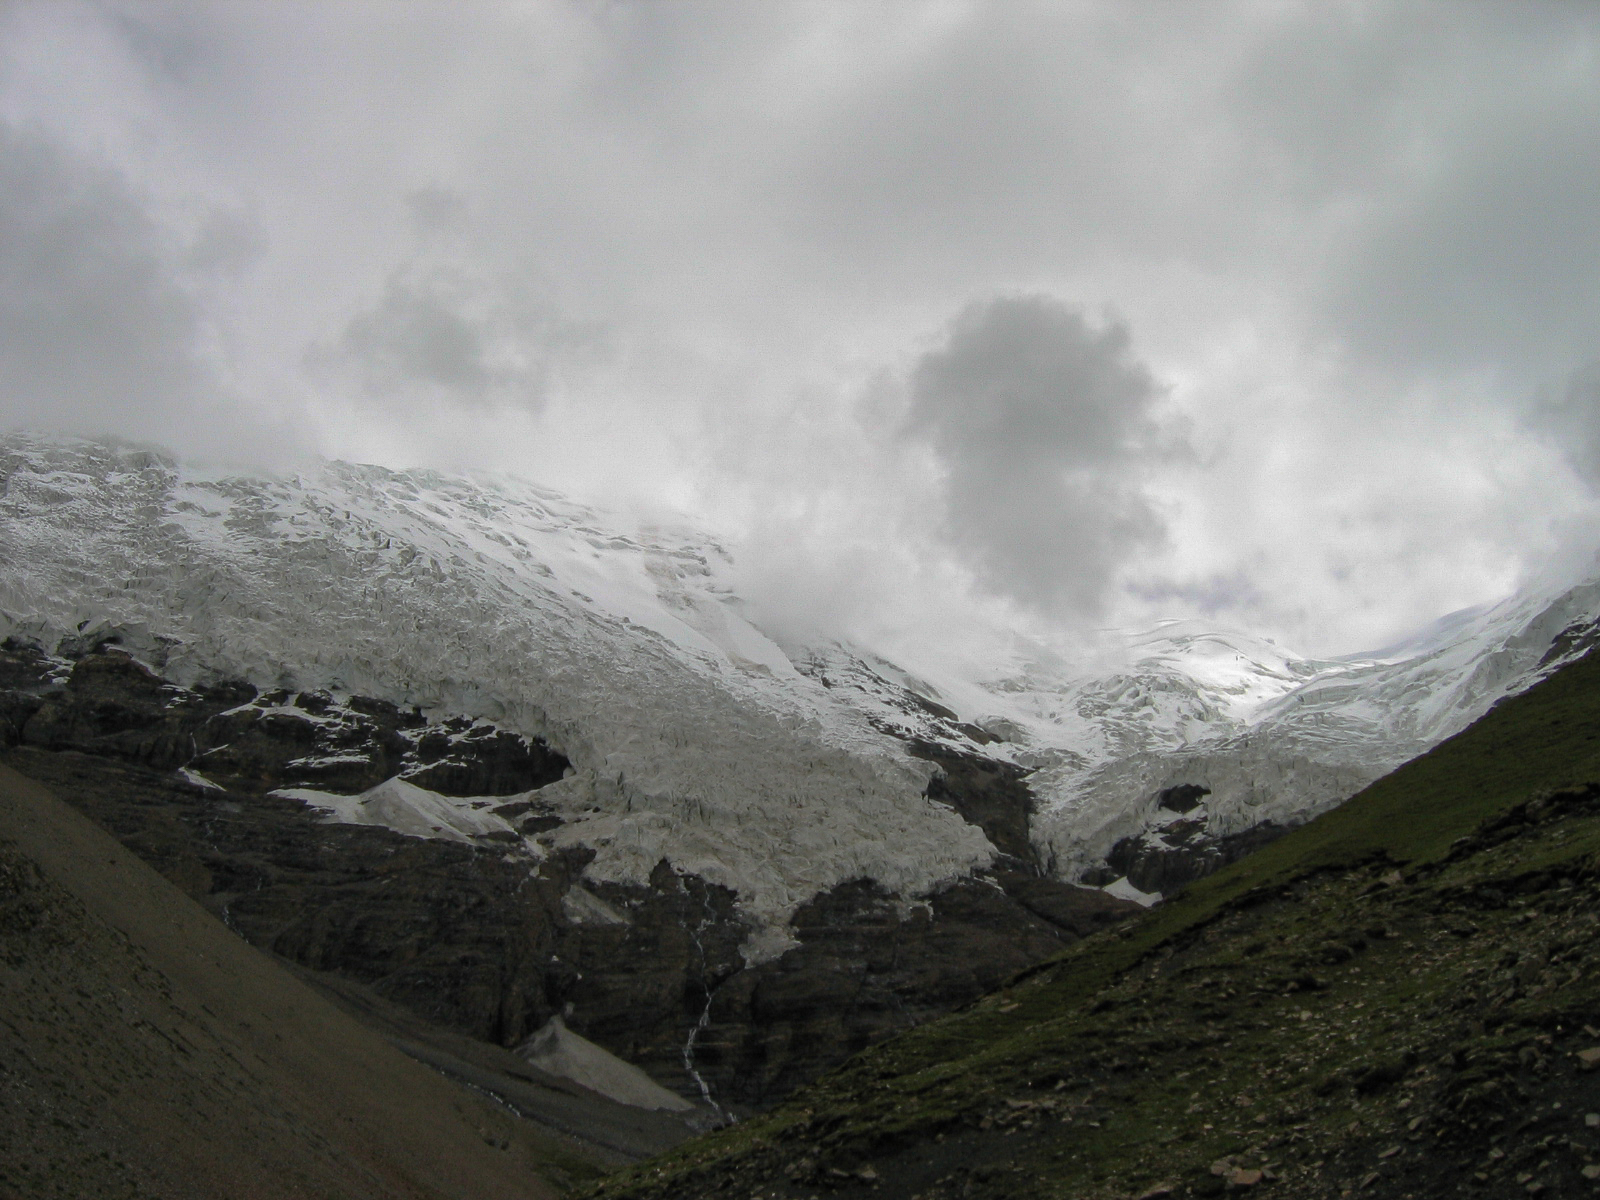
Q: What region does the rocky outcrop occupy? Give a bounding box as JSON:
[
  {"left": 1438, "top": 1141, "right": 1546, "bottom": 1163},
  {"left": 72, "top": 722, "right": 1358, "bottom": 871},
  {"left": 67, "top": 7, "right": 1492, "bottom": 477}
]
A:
[
  {"left": 2, "top": 641, "right": 569, "bottom": 798},
  {"left": 1076, "top": 781, "right": 1295, "bottom": 896},
  {"left": 0, "top": 637, "right": 1137, "bottom": 1113},
  {"left": 696, "top": 873, "right": 1130, "bottom": 1107},
  {"left": 1091, "top": 814, "right": 1293, "bottom": 896},
  {"left": 910, "top": 741, "right": 1038, "bottom": 866}
]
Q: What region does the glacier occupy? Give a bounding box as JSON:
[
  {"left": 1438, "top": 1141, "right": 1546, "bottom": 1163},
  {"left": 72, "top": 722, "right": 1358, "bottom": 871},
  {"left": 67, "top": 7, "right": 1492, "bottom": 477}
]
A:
[{"left": 2, "top": 432, "right": 1596, "bottom": 954}]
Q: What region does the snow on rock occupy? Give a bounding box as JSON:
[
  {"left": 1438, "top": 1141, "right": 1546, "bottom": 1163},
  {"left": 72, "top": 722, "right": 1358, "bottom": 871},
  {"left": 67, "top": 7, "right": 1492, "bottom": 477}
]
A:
[
  {"left": 276, "top": 778, "right": 527, "bottom": 845},
  {"left": 1024, "top": 580, "right": 1600, "bottom": 881},
  {"left": 561, "top": 884, "right": 631, "bottom": 927},
  {"left": 518, "top": 1015, "right": 696, "bottom": 1112},
  {"left": 1101, "top": 876, "right": 1162, "bottom": 907}
]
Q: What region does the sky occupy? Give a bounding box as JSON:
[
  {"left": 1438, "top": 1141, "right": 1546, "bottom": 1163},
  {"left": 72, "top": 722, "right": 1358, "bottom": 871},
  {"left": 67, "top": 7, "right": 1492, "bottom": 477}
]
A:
[{"left": 2, "top": 1, "right": 1599, "bottom": 663}]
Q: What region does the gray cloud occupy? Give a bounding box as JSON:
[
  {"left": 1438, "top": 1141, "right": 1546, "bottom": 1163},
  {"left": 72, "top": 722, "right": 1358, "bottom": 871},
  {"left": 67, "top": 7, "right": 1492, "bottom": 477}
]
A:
[
  {"left": 311, "top": 264, "right": 608, "bottom": 411},
  {"left": 1229, "top": 3, "right": 1600, "bottom": 389},
  {"left": 907, "top": 295, "right": 1175, "bottom": 615},
  {"left": 0, "top": 119, "right": 303, "bottom": 465},
  {"left": 3, "top": 2, "right": 1597, "bottom": 653},
  {"left": 0, "top": 122, "right": 205, "bottom": 438},
  {"left": 1530, "top": 362, "right": 1600, "bottom": 487}
]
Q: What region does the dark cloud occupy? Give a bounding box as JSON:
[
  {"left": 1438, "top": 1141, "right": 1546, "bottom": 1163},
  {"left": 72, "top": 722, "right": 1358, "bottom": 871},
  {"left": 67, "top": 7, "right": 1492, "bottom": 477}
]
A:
[
  {"left": 184, "top": 207, "right": 264, "bottom": 274},
  {"left": 1127, "top": 569, "right": 1267, "bottom": 622},
  {"left": 406, "top": 186, "right": 466, "bottom": 236},
  {"left": 907, "top": 295, "right": 1175, "bottom": 615}
]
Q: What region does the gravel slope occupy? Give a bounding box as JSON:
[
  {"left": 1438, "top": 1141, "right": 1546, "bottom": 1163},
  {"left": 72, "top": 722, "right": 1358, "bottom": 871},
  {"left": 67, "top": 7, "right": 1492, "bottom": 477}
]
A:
[{"left": 0, "top": 763, "right": 586, "bottom": 1200}]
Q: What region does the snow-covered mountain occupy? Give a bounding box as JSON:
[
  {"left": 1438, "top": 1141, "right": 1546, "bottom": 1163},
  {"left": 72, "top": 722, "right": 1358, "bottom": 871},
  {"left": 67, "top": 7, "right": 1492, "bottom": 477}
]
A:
[{"left": 3, "top": 432, "right": 1596, "bottom": 934}]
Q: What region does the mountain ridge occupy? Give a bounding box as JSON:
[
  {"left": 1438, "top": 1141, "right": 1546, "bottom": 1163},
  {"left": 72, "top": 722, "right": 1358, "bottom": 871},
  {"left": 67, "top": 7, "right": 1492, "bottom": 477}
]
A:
[{"left": 4, "top": 431, "right": 1594, "bottom": 914}]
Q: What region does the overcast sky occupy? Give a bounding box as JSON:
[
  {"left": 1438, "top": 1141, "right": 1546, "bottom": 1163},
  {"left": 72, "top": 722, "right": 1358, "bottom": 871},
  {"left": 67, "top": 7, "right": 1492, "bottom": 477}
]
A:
[{"left": 2, "top": 1, "right": 1598, "bottom": 663}]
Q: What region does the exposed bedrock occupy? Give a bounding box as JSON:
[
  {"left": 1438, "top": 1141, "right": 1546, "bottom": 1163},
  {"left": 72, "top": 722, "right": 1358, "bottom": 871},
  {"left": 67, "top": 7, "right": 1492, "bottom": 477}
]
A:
[
  {"left": 1076, "top": 781, "right": 1296, "bottom": 897},
  {"left": 909, "top": 739, "right": 1039, "bottom": 868},
  {"left": 2, "top": 641, "right": 569, "bottom": 797},
  {"left": 0, "top": 637, "right": 1137, "bottom": 1111},
  {"left": 1090, "top": 814, "right": 1293, "bottom": 896}
]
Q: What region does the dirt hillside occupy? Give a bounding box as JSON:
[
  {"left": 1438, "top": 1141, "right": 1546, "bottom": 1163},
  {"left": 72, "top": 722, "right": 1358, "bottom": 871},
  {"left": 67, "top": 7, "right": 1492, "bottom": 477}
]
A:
[{"left": 0, "top": 762, "right": 579, "bottom": 1200}]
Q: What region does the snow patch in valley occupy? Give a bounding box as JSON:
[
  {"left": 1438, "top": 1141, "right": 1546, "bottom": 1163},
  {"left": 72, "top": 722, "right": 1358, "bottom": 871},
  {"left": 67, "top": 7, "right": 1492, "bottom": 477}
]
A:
[
  {"left": 518, "top": 1016, "right": 696, "bottom": 1113},
  {"left": 1102, "top": 876, "right": 1162, "bottom": 907},
  {"left": 276, "top": 777, "right": 530, "bottom": 846}
]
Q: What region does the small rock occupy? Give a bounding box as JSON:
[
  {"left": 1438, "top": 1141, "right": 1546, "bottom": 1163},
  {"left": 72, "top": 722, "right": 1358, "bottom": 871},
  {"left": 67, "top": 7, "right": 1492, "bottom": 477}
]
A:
[
  {"left": 1136, "top": 1186, "right": 1176, "bottom": 1199},
  {"left": 1586, "top": 1113, "right": 1600, "bottom": 1128},
  {"left": 1576, "top": 1048, "right": 1600, "bottom": 1070},
  {"left": 1226, "top": 1167, "right": 1263, "bottom": 1187},
  {"left": 1378, "top": 1146, "right": 1400, "bottom": 1159},
  {"left": 1210, "top": 1158, "right": 1234, "bottom": 1176},
  {"left": 856, "top": 1165, "right": 879, "bottom": 1182},
  {"left": 1583, "top": 1164, "right": 1600, "bottom": 1181},
  {"left": 1380, "top": 870, "right": 1404, "bottom": 886},
  {"left": 1359, "top": 1171, "right": 1380, "bottom": 1188}
]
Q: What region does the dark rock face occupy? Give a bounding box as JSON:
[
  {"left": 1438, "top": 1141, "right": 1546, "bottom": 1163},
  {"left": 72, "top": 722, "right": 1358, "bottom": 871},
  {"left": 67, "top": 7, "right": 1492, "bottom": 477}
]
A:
[
  {"left": 699, "top": 874, "right": 1132, "bottom": 1107},
  {"left": 0, "top": 637, "right": 1137, "bottom": 1111},
  {"left": 1, "top": 641, "right": 569, "bottom": 798},
  {"left": 910, "top": 741, "right": 1039, "bottom": 868},
  {"left": 1157, "top": 782, "right": 1210, "bottom": 813},
  {"left": 1095, "top": 808, "right": 1291, "bottom": 897},
  {"left": 1077, "top": 781, "right": 1298, "bottom": 899},
  {"left": 8, "top": 645, "right": 253, "bottom": 769}
]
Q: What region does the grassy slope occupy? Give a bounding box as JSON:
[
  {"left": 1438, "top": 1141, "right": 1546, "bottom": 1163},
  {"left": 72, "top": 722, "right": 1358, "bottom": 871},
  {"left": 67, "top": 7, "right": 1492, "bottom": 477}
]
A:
[{"left": 589, "top": 649, "right": 1600, "bottom": 1200}]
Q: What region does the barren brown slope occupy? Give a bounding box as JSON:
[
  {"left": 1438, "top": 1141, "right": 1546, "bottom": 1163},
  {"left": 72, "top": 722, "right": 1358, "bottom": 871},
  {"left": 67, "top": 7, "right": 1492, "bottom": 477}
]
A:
[{"left": 0, "top": 763, "right": 585, "bottom": 1200}]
